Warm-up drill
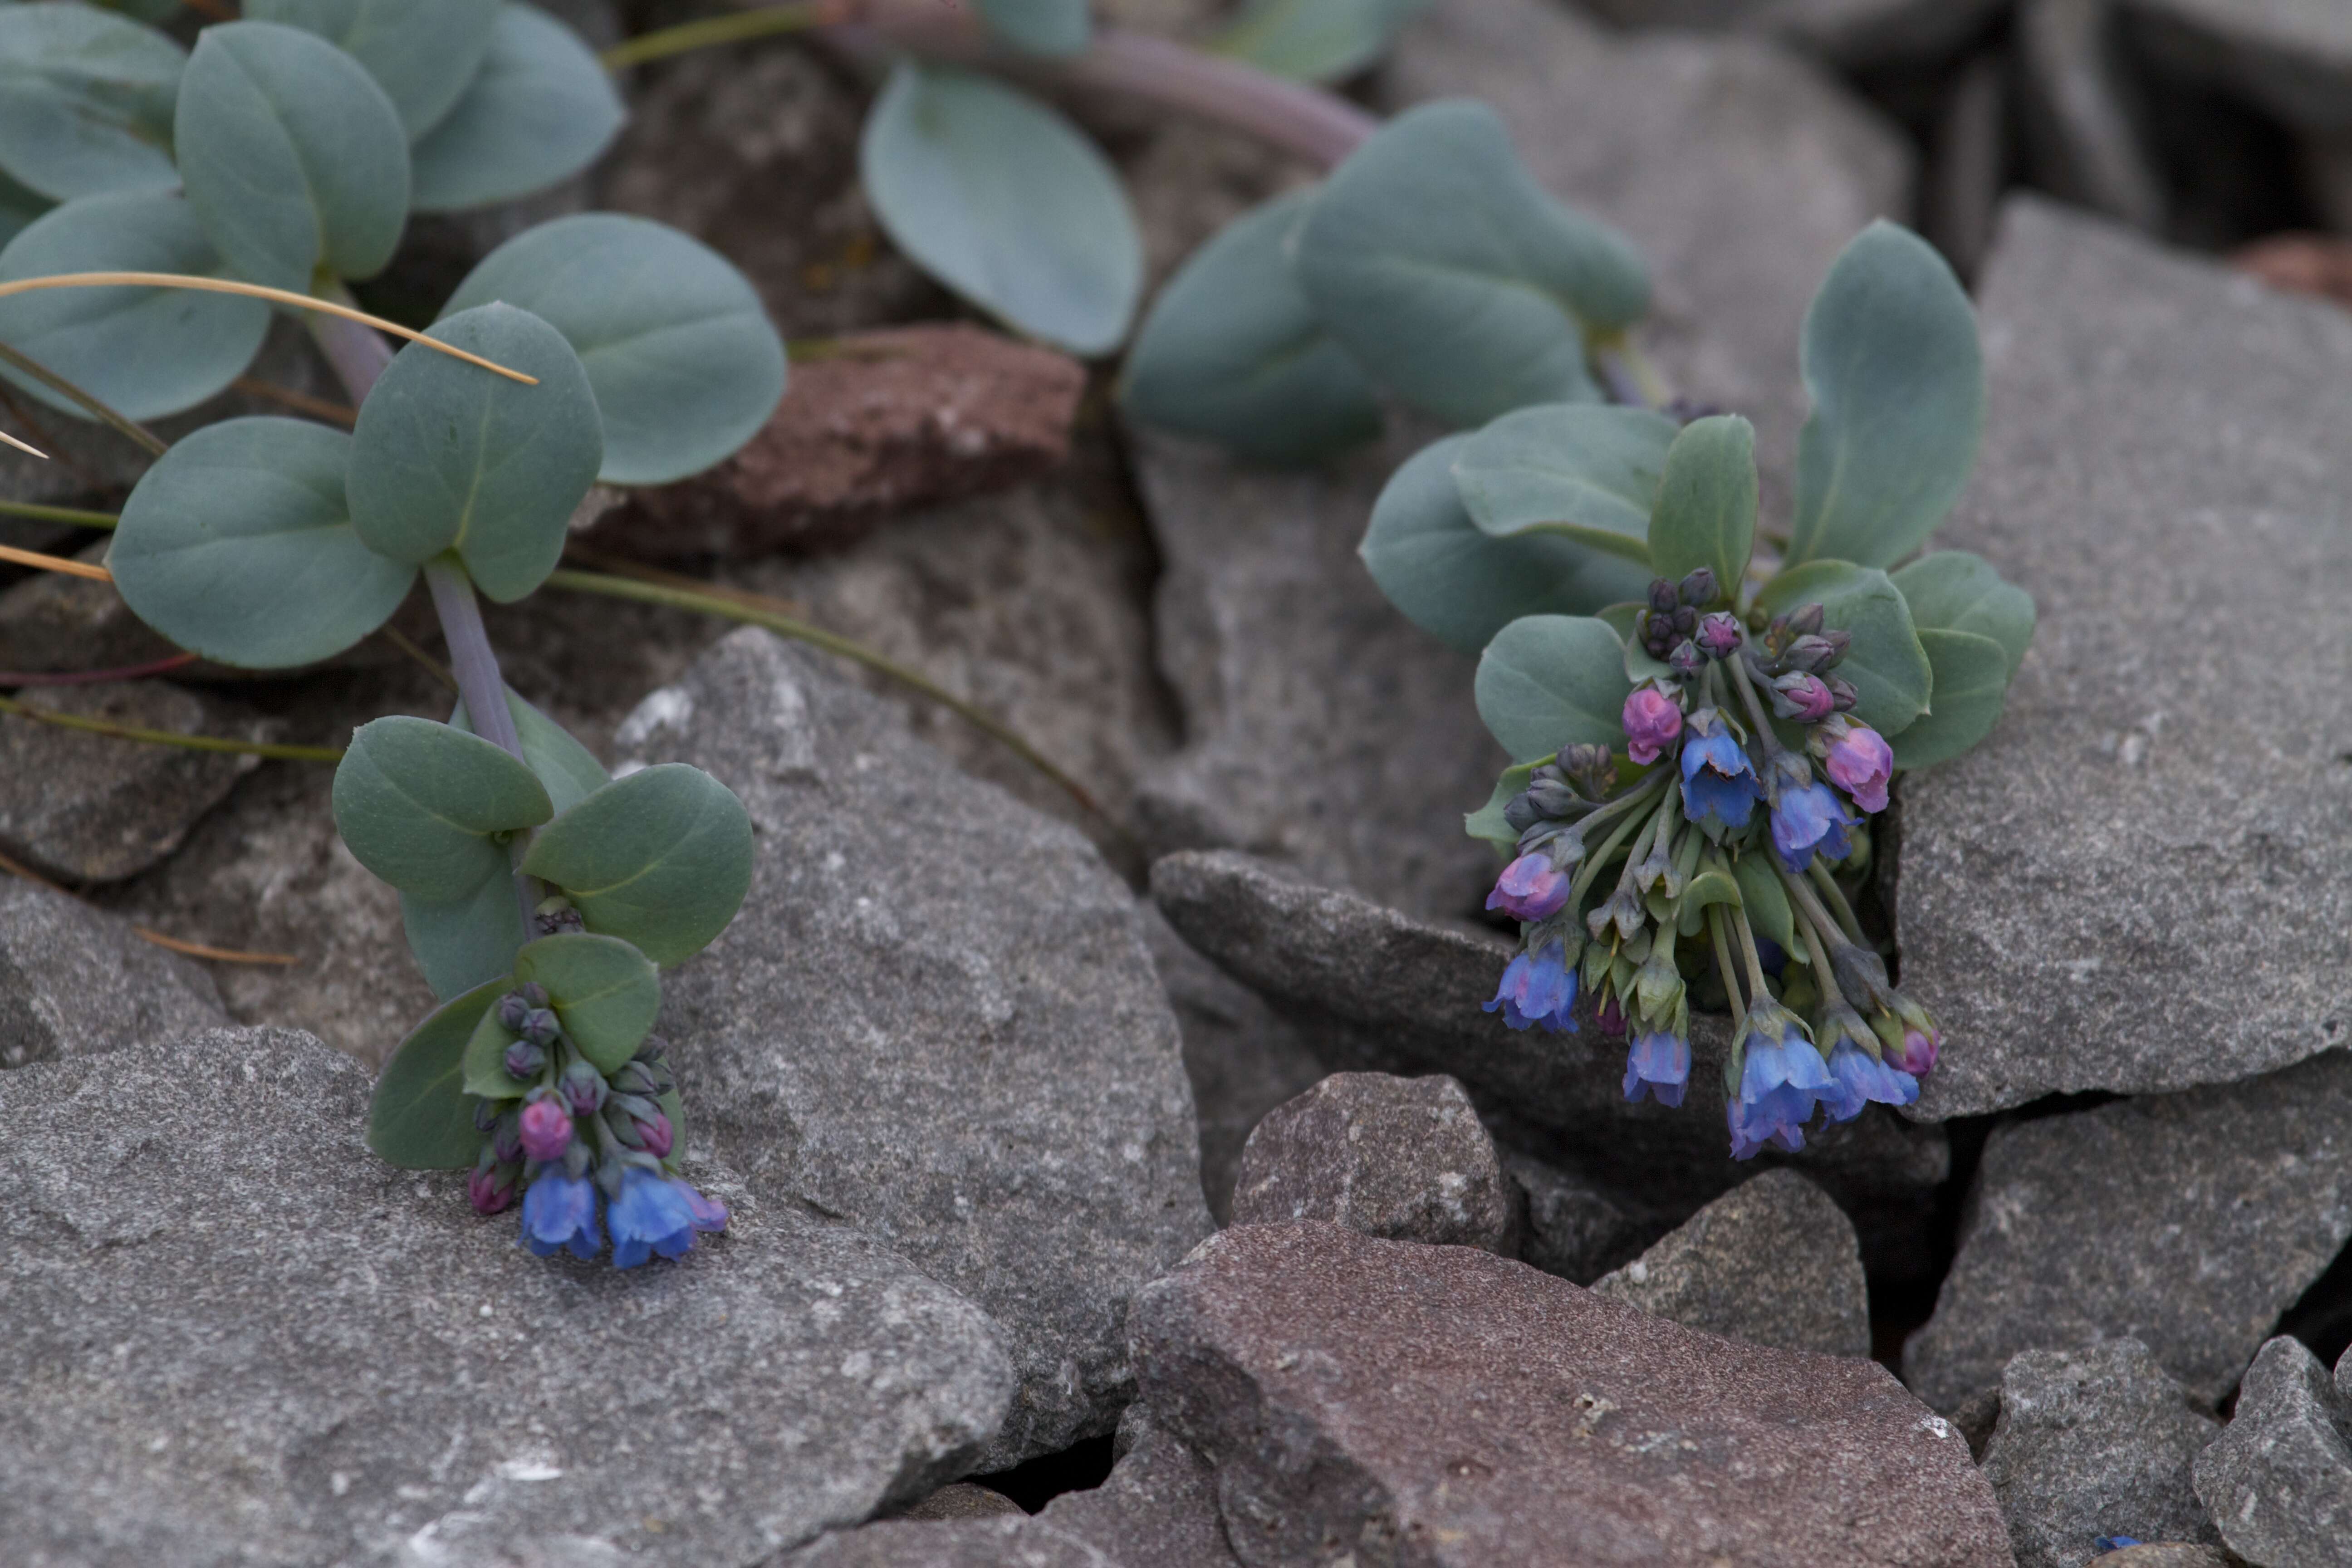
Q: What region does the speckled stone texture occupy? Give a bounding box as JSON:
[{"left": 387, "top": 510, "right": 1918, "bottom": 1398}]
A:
[
  {"left": 1150, "top": 849, "right": 1951, "bottom": 1280},
  {"left": 1129, "top": 1222, "right": 2010, "bottom": 1567},
  {"left": 1903, "top": 1049, "right": 2352, "bottom": 1415},
  {"left": 0, "top": 877, "right": 226, "bottom": 1071},
  {"left": 1900, "top": 198, "right": 2352, "bottom": 1118},
  {"left": 0, "top": 1028, "right": 1016, "bottom": 1568},
  {"left": 1978, "top": 1340, "right": 2220, "bottom": 1568},
  {"left": 1230, "top": 1072, "right": 1513, "bottom": 1253},
  {"left": 0, "top": 681, "right": 266, "bottom": 882},
  {"left": 617, "top": 629, "right": 1213, "bottom": 1469},
  {"left": 2192, "top": 1335, "right": 2352, "bottom": 1568},
  {"left": 1593, "top": 1169, "right": 1871, "bottom": 1357}
]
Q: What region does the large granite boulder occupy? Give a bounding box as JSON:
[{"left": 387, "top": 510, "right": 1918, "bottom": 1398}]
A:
[
  {"left": 1129, "top": 0, "right": 1911, "bottom": 922},
  {"left": 1903, "top": 1049, "right": 2352, "bottom": 1415},
  {"left": 621, "top": 628, "right": 1214, "bottom": 1468},
  {"left": 1901, "top": 197, "right": 2352, "bottom": 1118},
  {"left": 1129, "top": 1222, "right": 2013, "bottom": 1566},
  {"left": 0, "top": 877, "right": 227, "bottom": 1071},
  {"left": 1593, "top": 1168, "right": 1872, "bottom": 1357},
  {"left": 2191, "top": 1334, "right": 2352, "bottom": 1568},
  {"left": 0, "top": 1028, "right": 1016, "bottom": 1566},
  {"left": 1978, "top": 1340, "right": 2220, "bottom": 1568}
]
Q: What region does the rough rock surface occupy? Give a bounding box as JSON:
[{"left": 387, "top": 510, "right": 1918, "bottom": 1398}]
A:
[
  {"left": 2086, "top": 1548, "right": 2233, "bottom": 1568},
  {"left": 0, "top": 1027, "right": 1017, "bottom": 1568},
  {"left": 0, "top": 682, "right": 267, "bottom": 883},
  {"left": 1130, "top": 1221, "right": 2012, "bottom": 1567},
  {"left": 1230, "top": 1071, "right": 1514, "bottom": 1252},
  {"left": 2125, "top": 0, "right": 2352, "bottom": 130},
  {"left": 2192, "top": 1334, "right": 2352, "bottom": 1568},
  {"left": 782, "top": 1406, "right": 1240, "bottom": 1567},
  {"left": 1580, "top": 0, "right": 2008, "bottom": 68},
  {"left": 1509, "top": 1150, "right": 1663, "bottom": 1284},
  {"left": 1901, "top": 198, "right": 2352, "bottom": 1117},
  {"left": 0, "top": 878, "right": 226, "bottom": 1071},
  {"left": 1142, "top": 904, "right": 1325, "bottom": 1225},
  {"left": 621, "top": 628, "right": 1213, "bottom": 1468},
  {"left": 2017, "top": 0, "right": 2169, "bottom": 232},
  {"left": 1903, "top": 1048, "right": 2352, "bottom": 1414},
  {"left": 1151, "top": 850, "right": 1952, "bottom": 1274},
  {"left": 1979, "top": 1340, "right": 2220, "bottom": 1568},
  {"left": 893, "top": 1483, "right": 1023, "bottom": 1523},
  {"left": 1592, "top": 1168, "right": 1871, "bottom": 1357},
  {"left": 1128, "top": 0, "right": 1911, "bottom": 922},
  {"left": 588, "top": 325, "right": 1085, "bottom": 559}
]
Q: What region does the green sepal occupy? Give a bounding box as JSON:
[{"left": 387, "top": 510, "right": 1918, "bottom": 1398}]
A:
[
  {"left": 366, "top": 977, "right": 505, "bottom": 1169},
  {"left": 519, "top": 764, "right": 754, "bottom": 966},
  {"left": 1730, "top": 852, "right": 1794, "bottom": 953},
  {"left": 511, "top": 932, "right": 660, "bottom": 1072},
  {"left": 1465, "top": 760, "right": 1537, "bottom": 853},
  {"left": 461, "top": 1003, "right": 527, "bottom": 1101}
]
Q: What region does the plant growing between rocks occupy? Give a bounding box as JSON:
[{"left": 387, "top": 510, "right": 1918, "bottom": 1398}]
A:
[{"left": 0, "top": 0, "right": 787, "bottom": 1266}]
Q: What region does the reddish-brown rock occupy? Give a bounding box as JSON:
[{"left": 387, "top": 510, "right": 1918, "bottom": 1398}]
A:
[
  {"left": 1130, "top": 1221, "right": 2014, "bottom": 1568},
  {"left": 588, "top": 324, "right": 1086, "bottom": 559}
]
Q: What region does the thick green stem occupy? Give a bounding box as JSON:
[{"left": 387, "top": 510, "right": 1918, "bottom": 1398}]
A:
[{"left": 1807, "top": 859, "right": 1868, "bottom": 944}]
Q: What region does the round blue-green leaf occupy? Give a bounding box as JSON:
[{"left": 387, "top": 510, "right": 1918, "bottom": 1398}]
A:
[
  {"left": 409, "top": 4, "right": 623, "bottom": 213},
  {"left": 1754, "top": 559, "right": 1932, "bottom": 736},
  {"left": 1451, "top": 402, "right": 1678, "bottom": 562},
  {"left": 367, "top": 977, "right": 506, "bottom": 1168},
  {"left": 333, "top": 715, "right": 553, "bottom": 902},
  {"left": 347, "top": 302, "right": 602, "bottom": 603},
  {"left": 520, "top": 763, "right": 753, "bottom": 967},
  {"left": 1474, "top": 613, "right": 1636, "bottom": 762},
  {"left": 1294, "top": 100, "right": 1649, "bottom": 428},
  {"left": 1214, "top": 0, "right": 1432, "bottom": 83},
  {"left": 860, "top": 63, "right": 1141, "bottom": 357},
  {"left": 1788, "top": 220, "right": 1984, "bottom": 570},
  {"left": 443, "top": 214, "right": 784, "bottom": 485},
  {"left": 1119, "top": 186, "right": 1382, "bottom": 463},
  {"left": 1889, "top": 627, "right": 2010, "bottom": 770},
  {"left": 174, "top": 20, "right": 410, "bottom": 290},
  {"left": 1646, "top": 414, "right": 1757, "bottom": 596},
  {"left": 402, "top": 877, "right": 529, "bottom": 1003},
  {"left": 461, "top": 1003, "right": 523, "bottom": 1100},
  {"left": 0, "top": 3, "right": 185, "bottom": 202},
  {"left": 110, "top": 417, "right": 416, "bottom": 669},
  {"left": 451, "top": 686, "right": 610, "bottom": 815},
  {"left": 975, "top": 0, "right": 1089, "bottom": 56},
  {"left": 0, "top": 189, "right": 268, "bottom": 420},
  {"left": 0, "top": 170, "right": 49, "bottom": 250},
  {"left": 512, "top": 932, "right": 659, "bottom": 1072},
  {"left": 1889, "top": 549, "right": 2034, "bottom": 681},
  {"left": 1361, "top": 433, "right": 1652, "bottom": 656},
  {"left": 243, "top": 0, "right": 500, "bottom": 139}
]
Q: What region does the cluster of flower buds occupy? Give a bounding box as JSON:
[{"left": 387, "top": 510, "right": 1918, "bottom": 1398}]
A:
[
  {"left": 1483, "top": 571, "right": 1940, "bottom": 1158},
  {"left": 467, "top": 983, "right": 727, "bottom": 1267}
]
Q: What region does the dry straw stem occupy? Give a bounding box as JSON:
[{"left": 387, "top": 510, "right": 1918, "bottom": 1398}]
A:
[
  {"left": 0, "top": 846, "right": 297, "bottom": 965},
  {"left": 0, "top": 427, "right": 45, "bottom": 459},
  {"left": 0, "top": 693, "right": 344, "bottom": 764},
  {"left": 0, "top": 274, "right": 539, "bottom": 385},
  {"left": 0, "top": 542, "right": 109, "bottom": 580}
]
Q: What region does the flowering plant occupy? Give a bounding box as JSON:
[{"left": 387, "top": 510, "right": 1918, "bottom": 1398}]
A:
[
  {"left": 0, "top": 1, "right": 786, "bottom": 1264},
  {"left": 1362, "top": 221, "right": 2034, "bottom": 1158}
]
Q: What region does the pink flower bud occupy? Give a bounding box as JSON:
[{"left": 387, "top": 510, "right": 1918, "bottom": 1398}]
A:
[
  {"left": 1621, "top": 687, "right": 1683, "bottom": 765},
  {"left": 637, "top": 1110, "right": 674, "bottom": 1160},
  {"left": 468, "top": 1164, "right": 519, "bottom": 1215},
  {"left": 1823, "top": 722, "right": 1896, "bottom": 813},
  {"left": 1486, "top": 853, "right": 1571, "bottom": 922},
  {"left": 519, "top": 1097, "right": 573, "bottom": 1163}
]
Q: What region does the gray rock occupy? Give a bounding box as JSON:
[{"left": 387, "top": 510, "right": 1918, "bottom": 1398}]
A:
[
  {"left": 1142, "top": 903, "right": 1326, "bottom": 1226},
  {"left": 619, "top": 628, "right": 1214, "bottom": 1469},
  {"left": 2087, "top": 1547, "right": 2234, "bottom": 1568},
  {"left": 1150, "top": 850, "right": 1952, "bottom": 1268},
  {"left": 1230, "top": 1071, "right": 1513, "bottom": 1252},
  {"left": 1508, "top": 1150, "right": 1663, "bottom": 1284},
  {"left": 2125, "top": 0, "right": 2352, "bottom": 131},
  {"left": 1979, "top": 1340, "right": 2220, "bottom": 1568},
  {"left": 2017, "top": 0, "right": 2170, "bottom": 233},
  {"left": 0, "top": 877, "right": 226, "bottom": 1070},
  {"left": 1903, "top": 1049, "right": 2352, "bottom": 1415},
  {"left": 1130, "top": 1221, "right": 2013, "bottom": 1566},
  {"left": 0, "top": 681, "right": 266, "bottom": 882},
  {"left": 1900, "top": 198, "right": 2352, "bottom": 1118},
  {"left": 1593, "top": 1168, "right": 1871, "bottom": 1357},
  {"left": 2192, "top": 1334, "right": 2352, "bottom": 1568},
  {"left": 1579, "top": 0, "right": 2008, "bottom": 67},
  {"left": 0, "top": 1027, "right": 1017, "bottom": 1568},
  {"left": 780, "top": 1405, "right": 1240, "bottom": 1567},
  {"left": 892, "top": 1484, "right": 1024, "bottom": 1523},
  {"left": 1925, "top": 51, "right": 2008, "bottom": 283}
]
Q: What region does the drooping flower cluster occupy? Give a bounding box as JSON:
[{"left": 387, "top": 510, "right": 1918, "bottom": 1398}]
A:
[
  {"left": 467, "top": 985, "right": 728, "bottom": 1266},
  {"left": 1482, "top": 569, "right": 1941, "bottom": 1159}
]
